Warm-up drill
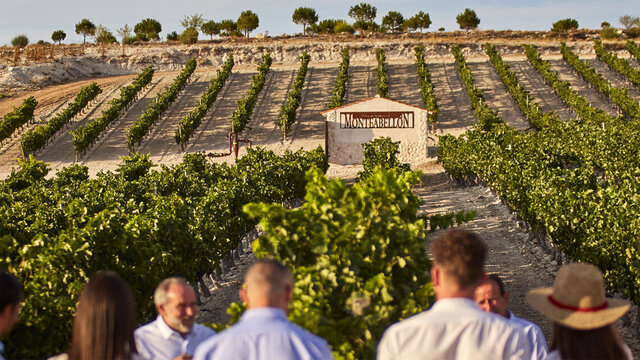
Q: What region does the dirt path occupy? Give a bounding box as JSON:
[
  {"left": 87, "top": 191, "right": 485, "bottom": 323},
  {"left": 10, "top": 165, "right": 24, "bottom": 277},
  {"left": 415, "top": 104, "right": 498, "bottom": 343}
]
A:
[
  {"left": 547, "top": 59, "right": 620, "bottom": 117},
  {"left": 467, "top": 59, "right": 530, "bottom": 130},
  {"left": 506, "top": 60, "right": 576, "bottom": 122},
  {"left": 346, "top": 64, "right": 376, "bottom": 103},
  {"left": 586, "top": 59, "right": 640, "bottom": 101},
  {"left": 427, "top": 61, "right": 475, "bottom": 137},
  {"left": 387, "top": 63, "right": 422, "bottom": 107}
]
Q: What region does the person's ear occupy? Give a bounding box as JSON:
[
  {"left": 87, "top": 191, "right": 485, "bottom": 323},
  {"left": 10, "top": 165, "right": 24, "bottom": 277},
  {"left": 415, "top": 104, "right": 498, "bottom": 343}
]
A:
[
  {"left": 430, "top": 266, "right": 440, "bottom": 287},
  {"left": 156, "top": 303, "right": 165, "bottom": 316},
  {"left": 239, "top": 287, "right": 248, "bottom": 305}
]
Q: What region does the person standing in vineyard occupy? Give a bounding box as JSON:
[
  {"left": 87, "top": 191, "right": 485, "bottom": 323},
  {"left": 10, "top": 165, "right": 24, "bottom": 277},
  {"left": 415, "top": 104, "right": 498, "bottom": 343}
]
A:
[
  {"left": 193, "top": 259, "right": 333, "bottom": 360},
  {"left": 475, "top": 274, "right": 548, "bottom": 360},
  {"left": 0, "top": 272, "right": 22, "bottom": 360},
  {"left": 135, "top": 277, "right": 215, "bottom": 360},
  {"left": 377, "top": 229, "right": 532, "bottom": 360}
]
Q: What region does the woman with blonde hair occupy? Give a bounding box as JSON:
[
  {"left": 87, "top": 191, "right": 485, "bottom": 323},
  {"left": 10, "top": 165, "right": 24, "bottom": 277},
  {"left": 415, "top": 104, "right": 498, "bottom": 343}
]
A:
[
  {"left": 50, "top": 271, "right": 141, "bottom": 360},
  {"left": 527, "top": 262, "right": 632, "bottom": 360}
]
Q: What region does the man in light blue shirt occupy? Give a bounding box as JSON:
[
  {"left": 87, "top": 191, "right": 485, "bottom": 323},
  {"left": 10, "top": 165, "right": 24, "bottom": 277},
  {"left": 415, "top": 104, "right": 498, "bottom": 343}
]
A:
[{"left": 194, "top": 259, "right": 333, "bottom": 360}]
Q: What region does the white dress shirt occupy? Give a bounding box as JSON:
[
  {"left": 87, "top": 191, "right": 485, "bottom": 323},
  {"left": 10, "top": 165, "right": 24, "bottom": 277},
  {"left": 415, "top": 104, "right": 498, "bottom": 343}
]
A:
[
  {"left": 193, "top": 307, "right": 333, "bottom": 360},
  {"left": 508, "top": 311, "right": 548, "bottom": 360},
  {"left": 135, "top": 315, "right": 215, "bottom": 360},
  {"left": 377, "top": 297, "right": 532, "bottom": 360}
]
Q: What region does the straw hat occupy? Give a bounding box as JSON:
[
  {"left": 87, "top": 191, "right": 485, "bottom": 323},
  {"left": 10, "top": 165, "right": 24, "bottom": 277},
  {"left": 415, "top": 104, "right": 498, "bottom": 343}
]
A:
[{"left": 526, "top": 263, "right": 630, "bottom": 330}]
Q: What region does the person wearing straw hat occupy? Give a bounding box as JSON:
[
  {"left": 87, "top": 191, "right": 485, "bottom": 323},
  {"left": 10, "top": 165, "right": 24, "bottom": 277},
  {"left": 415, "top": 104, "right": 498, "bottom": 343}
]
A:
[
  {"left": 527, "top": 262, "right": 632, "bottom": 360},
  {"left": 377, "top": 230, "right": 532, "bottom": 360}
]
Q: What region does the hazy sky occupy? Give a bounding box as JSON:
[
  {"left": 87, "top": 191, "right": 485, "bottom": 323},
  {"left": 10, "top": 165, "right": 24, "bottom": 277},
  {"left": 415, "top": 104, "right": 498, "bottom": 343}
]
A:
[{"left": 0, "top": 0, "right": 636, "bottom": 46}]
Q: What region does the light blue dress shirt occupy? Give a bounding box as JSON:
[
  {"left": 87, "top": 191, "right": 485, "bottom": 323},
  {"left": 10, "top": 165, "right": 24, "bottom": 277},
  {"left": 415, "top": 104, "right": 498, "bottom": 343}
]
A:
[
  {"left": 193, "top": 307, "right": 333, "bottom": 360},
  {"left": 507, "top": 311, "right": 548, "bottom": 360},
  {"left": 135, "top": 315, "right": 215, "bottom": 360}
]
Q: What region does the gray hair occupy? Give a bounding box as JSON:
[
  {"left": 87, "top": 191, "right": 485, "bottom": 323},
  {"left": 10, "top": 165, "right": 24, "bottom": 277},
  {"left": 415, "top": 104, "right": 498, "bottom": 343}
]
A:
[{"left": 153, "top": 277, "right": 190, "bottom": 306}]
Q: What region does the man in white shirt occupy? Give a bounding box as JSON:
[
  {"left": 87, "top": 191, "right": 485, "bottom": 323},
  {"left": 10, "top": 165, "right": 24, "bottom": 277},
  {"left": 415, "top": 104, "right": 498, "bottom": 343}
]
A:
[
  {"left": 0, "top": 272, "right": 22, "bottom": 360},
  {"left": 135, "top": 277, "right": 215, "bottom": 360},
  {"left": 475, "top": 274, "right": 548, "bottom": 360},
  {"left": 377, "top": 229, "right": 532, "bottom": 360},
  {"left": 194, "top": 259, "right": 333, "bottom": 360}
]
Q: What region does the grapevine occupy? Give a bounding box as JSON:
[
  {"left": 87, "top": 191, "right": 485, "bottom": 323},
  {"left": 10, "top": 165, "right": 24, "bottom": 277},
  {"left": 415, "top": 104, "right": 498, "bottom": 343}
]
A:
[
  {"left": 414, "top": 46, "right": 439, "bottom": 124},
  {"left": 20, "top": 83, "right": 101, "bottom": 156},
  {"left": 626, "top": 40, "right": 640, "bottom": 62},
  {"left": 375, "top": 48, "right": 389, "bottom": 98},
  {"left": 71, "top": 66, "right": 154, "bottom": 155},
  {"left": 175, "top": 54, "right": 234, "bottom": 147},
  {"left": 594, "top": 40, "right": 640, "bottom": 90},
  {"left": 127, "top": 58, "right": 196, "bottom": 150},
  {"left": 231, "top": 53, "right": 272, "bottom": 133},
  {"left": 326, "top": 48, "right": 350, "bottom": 109},
  {"left": 278, "top": 52, "right": 310, "bottom": 136},
  {"left": 0, "top": 96, "right": 37, "bottom": 142}
]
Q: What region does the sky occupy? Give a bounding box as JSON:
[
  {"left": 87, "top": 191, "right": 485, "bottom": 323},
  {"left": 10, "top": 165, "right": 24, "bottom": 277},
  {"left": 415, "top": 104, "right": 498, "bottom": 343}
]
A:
[{"left": 0, "top": 0, "right": 637, "bottom": 46}]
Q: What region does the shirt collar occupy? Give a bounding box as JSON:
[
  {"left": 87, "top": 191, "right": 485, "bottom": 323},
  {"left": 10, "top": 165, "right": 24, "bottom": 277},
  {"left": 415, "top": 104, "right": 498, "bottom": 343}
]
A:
[
  {"left": 0, "top": 340, "right": 4, "bottom": 353},
  {"left": 431, "top": 297, "right": 481, "bottom": 311},
  {"left": 241, "top": 307, "right": 288, "bottom": 322},
  {"left": 506, "top": 309, "right": 513, "bottom": 320},
  {"left": 155, "top": 315, "right": 188, "bottom": 340}
]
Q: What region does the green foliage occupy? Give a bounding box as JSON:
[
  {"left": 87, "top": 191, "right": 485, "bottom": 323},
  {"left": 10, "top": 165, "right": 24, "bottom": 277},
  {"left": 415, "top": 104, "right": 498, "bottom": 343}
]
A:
[
  {"left": 414, "top": 45, "right": 439, "bottom": 124},
  {"left": 134, "top": 18, "right": 162, "bottom": 41},
  {"left": 180, "top": 27, "right": 199, "bottom": 44},
  {"left": 21, "top": 83, "right": 101, "bottom": 156},
  {"left": 237, "top": 10, "right": 260, "bottom": 38},
  {"left": 166, "top": 31, "right": 179, "bottom": 41},
  {"left": 279, "top": 53, "right": 310, "bottom": 135},
  {"left": 452, "top": 45, "right": 502, "bottom": 130},
  {"left": 219, "top": 20, "right": 240, "bottom": 37},
  {"left": 128, "top": 58, "right": 196, "bottom": 149},
  {"left": 600, "top": 26, "right": 619, "bottom": 39},
  {"left": 627, "top": 41, "right": 640, "bottom": 62},
  {"left": 594, "top": 40, "right": 640, "bottom": 91},
  {"left": 71, "top": 66, "right": 154, "bottom": 154},
  {"left": 357, "top": 137, "right": 410, "bottom": 181},
  {"left": 601, "top": 21, "right": 611, "bottom": 28},
  {"left": 314, "top": 19, "right": 340, "bottom": 34},
  {"left": 292, "top": 7, "right": 319, "bottom": 35},
  {"left": 381, "top": 11, "right": 404, "bottom": 32},
  {"left": 619, "top": 15, "right": 640, "bottom": 30},
  {"left": 561, "top": 42, "right": 640, "bottom": 120},
  {"left": 95, "top": 25, "right": 117, "bottom": 45},
  {"left": 438, "top": 27, "right": 445, "bottom": 32},
  {"left": 231, "top": 53, "right": 271, "bottom": 133},
  {"left": 0, "top": 96, "right": 37, "bottom": 142},
  {"left": 51, "top": 30, "right": 66, "bottom": 44},
  {"left": 201, "top": 20, "right": 220, "bottom": 40},
  {"left": 181, "top": 14, "right": 204, "bottom": 30},
  {"left": 456, "top": 8, "right": 480, "bottom": 31},
  {"left": 551, "top": 18, "right": 579, "bottom": 32},
  {"left": 327, "top": 48, "right": 350, "bottom": 109},
  {"left": 334, "top": 22, "right": 355, "bottom": 34},
  {"left": 348, "top": 3, "right": 377, "bottom": 23},
  {"left": 375, "top": 48, "right": 388, "bottom": 98},
  {"left": 11, "top": 34, "right": 28, "bottom": 48},
  {"left": 1, "top": 147, "right": 328, "bottom": 359},
  {"left": 117, "top": 25, "right": 134, "bottom": 45},
  {"left": 245, "top": 167, "right": 433, "bottom": 359},
  {"left": 404, "top": 11, "right": 431, "bottom": 33},
  {"left": 175, "top": 55, "right": 234, "bottom": 146},
  {"left": 75, "top": 19, "right": 96, "bottom": 44}
]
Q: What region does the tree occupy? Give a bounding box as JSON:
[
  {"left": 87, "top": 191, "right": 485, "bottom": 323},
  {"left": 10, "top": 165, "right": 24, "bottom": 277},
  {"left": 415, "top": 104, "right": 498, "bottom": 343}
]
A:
[
  {"left": 180, "top": 27, "right": 198, "bottom": 44},
  {"left": 456, "top": 8, "right": 480, "bottom": 32},
  {"left": 117, "top": 25, "right": 134, "bottom": 45},
  {"left": 51, "top": 30, "right": 66, "bottom": 44},
  {"left": 348, "top": 3, "right": 377, "bottom": 23},
  {"left": 619, "top": 15, "right": 640, "bottom": 30},
  {"left": 292, "top": 7, "right": 318, "bottom": 35},
  {"left": 551, "top": 18, "right": 579, "bottom": 32},
  {"left": 181, "top": 14, "right": 205, "bottom": 30},
  {"left": 11, "top": 34, "right": 28, "bottom": 48},
  {"left": 406, "top": 11, "right": 431, "bottom": 33},
  {"left": 134, "top": 18, "right": 162, "bottom": 41},
  {"left": 381, "top": 11, "right": 404, "bottom": 32},
  {"left": 314, "top": 19, "right": 340, "bottom": 34},
  {"left": 237, "top": 10, "right": 259, "bottom": 38},
  {"left": 166, "top": 31, "right": 179, "bottom": 41},
  {"left": 95, "top": 25, "right": 117, "bottom": 44},
  {"left": 219, "top": 20, "right": 240, "bottom": 37},
  {"left": 75, "top": 19, "right": 96, "bottom": 44},
  {"left": 201, "top": 20, "right": 220, "bottom": 40},
  {"left": 601, "top": 21, "right": 611, "bottom": 28},
  {"left": 334, "top": 21, "right": 355, "bottom": 34}
]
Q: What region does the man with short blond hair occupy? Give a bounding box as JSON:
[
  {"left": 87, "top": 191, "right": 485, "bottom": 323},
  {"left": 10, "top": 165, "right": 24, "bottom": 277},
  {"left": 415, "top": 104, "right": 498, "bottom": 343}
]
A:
[
  {"left": 475, "top": 274, "right": 548, "bottom": 360},
  {"left": 377, "top": 229, "right": 532, "bottom": 360},
  {"left": 194, "top": 259, "right": 333, "bottom": 360},
  {"left": 135, "top": 277, "right": 215, "bottom": 360}
]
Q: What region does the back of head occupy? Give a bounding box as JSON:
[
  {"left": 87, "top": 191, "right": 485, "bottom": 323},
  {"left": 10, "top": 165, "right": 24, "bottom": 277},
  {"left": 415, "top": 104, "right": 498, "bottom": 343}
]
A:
[
  {"left": 68, "top": 271, "right": 137, "bottom": 360},
  {"left": 429, "top": 229, "right": 487, "bottom": 288},
  {"left": 243, "top": 259, "right": 293, "bottom": 309},
  {"left": 0, "top": 271, "right": 23, "bottom": 312}
]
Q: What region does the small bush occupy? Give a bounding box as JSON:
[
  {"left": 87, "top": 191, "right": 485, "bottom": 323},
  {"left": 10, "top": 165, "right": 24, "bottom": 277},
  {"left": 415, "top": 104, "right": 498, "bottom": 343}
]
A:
[
  {"left": 334, "top": 21, "right": 355, "bottom": 34},
  {"left": 625, "top": 27, "right": 640, "bottom": 38},
  {"left": 357, "top": 137, "right": 411, "bottom": 181},
  {"left": 601, "top": 26, "right": 619, "bottom": 39},
  {"left": 11, "top": 34, "right": 29, "bottom": 48},
  {"left": 180, "top": 27, "right": 198, "bottom": 44},
  {"left": 166, "top": 31, "right": 179, "bottom": 41}
]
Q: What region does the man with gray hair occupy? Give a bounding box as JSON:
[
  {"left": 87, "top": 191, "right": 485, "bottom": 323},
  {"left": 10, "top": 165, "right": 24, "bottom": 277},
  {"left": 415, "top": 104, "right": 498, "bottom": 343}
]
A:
[
  {"left": 194, "top": 259, "right": 333, "bottom": 360},
  {"left": 135, "top": 277, "right": 215, "bottom": 360}
]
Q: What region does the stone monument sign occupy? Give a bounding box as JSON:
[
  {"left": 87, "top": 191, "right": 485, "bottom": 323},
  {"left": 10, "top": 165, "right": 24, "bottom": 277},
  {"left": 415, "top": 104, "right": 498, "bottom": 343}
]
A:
[{"left": 322, "top": 95, "right": 430, "bottom": 165}]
